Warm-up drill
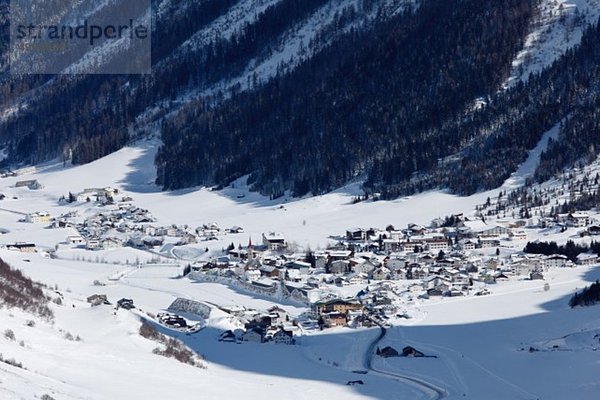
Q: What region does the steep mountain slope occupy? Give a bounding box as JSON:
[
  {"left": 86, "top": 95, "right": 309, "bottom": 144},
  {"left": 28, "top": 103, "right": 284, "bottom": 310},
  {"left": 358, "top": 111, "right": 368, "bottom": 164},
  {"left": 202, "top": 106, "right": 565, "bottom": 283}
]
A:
[
  {"left": 155, "top": 0, "right": 535, "bottom": 196},
  {"left": 0, "top": 0, "right": 598, "bottom": 200}
]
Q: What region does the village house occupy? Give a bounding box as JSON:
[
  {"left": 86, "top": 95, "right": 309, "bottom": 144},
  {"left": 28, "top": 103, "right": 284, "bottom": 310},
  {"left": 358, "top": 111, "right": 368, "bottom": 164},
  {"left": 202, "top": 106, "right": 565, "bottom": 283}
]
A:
[
  {"left": 102, "top": 238, "right": 123, "bottom": 250},
  {"left": 242, "top": 328, "right": 266, "bottom": 343},
  {"left": 85, "top": 239, "right": 101, "bottom": 251},
  {"left": 8, "top": 243, "right": 36, "bottom": 253},
  {"left": 329, "top": 259, "right": 350, "bottom": 274},
  {"left": 372, "top": 266, "right": 391, "bottom": 281},
  {"left": 576, "top": 252, "right": 598, "bottom": 266},
  {"left": 546, "top": 254, "right": 569, "bottom": 269},
  {"left": 313, "top": 298, "right": 363, "bottom": 316},
  {"left": 87, "top": 294, "right": 109, "bottom": 306},
  {"left": 477, "top": 225, "right": 510, "bottom": 237},
  {"left": 425, "top": 239, "right": 450, "bottom": 252},
  {"left": 568, "top": 212, "right": 591, "bottom": 228},
  {"left": 15, "top": 179, "right": 42, "bottom": 190},
  {"left": 479, "top": 237, "right": 501, "bottom": 249},
  {"left": 321, "top": 312, "right": 348, "bottom": 328},
  {"left": 66, "top": 235, "right": 84, "bottom": 245},
  {"left": 346, "top": 228, "right": 367, "bottom": 241},
  {"left": 26, "top": 212, "right": 51, "bottom": 224},
  {"left": 272, "top": 328, "right": 295, "bottom": 345},
  {"left": 509, "top": 229, "right": 527, "bottom": 241},
  {"left": 262, "top": 232, "right": 287, "bottom": 251}
]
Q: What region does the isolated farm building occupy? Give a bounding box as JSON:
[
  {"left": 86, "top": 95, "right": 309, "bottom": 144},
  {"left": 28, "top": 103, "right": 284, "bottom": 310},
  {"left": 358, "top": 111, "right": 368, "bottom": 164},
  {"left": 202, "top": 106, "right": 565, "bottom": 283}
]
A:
[
  {"left": 229, "top": 226, "right": 244, "bottom": 234},
  {"left": 15, "top": 179, "right": 42, "bottom": 190},
  {"left": 402, "top": 346, "right": 425, "bottom": 357},
  {"left": 378, "top": 346, "right": 399, "bottom": 358},
  {"left": 87, "top": 294, "right": 109, "bottom": 306},
  {"left": 117, "top": 298, "right": 135, "bottom": 309},
  {"left": 8, "top": 243, "right": 36, "bottom": 253}
]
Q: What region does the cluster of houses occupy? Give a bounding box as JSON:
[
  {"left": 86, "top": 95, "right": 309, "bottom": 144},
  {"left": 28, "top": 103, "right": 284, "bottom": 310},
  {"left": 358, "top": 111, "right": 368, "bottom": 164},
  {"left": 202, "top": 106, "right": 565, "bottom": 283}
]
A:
[
  {"left": 192, "top": 212, "right": 600, "bottom": 330},
  {"left": 219, "top": 305, "right": 296, "bottom": 345}
]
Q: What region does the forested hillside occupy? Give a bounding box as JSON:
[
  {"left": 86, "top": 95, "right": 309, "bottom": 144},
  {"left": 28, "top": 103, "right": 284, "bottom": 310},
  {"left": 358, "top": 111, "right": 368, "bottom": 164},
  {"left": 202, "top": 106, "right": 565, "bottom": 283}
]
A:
[
  {"left": 0, "top": 0, "right": 599, "bottom": 200},
  {"left": 156, "top": 0, "right": 535, "bottom": 196}
]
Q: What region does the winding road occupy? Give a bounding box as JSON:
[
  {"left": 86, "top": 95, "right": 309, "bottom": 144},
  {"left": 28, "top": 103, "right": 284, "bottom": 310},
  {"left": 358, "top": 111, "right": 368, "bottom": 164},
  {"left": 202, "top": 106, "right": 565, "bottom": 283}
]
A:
[{"left": 364, "top": 324, "right": 448, "bottom": 400}]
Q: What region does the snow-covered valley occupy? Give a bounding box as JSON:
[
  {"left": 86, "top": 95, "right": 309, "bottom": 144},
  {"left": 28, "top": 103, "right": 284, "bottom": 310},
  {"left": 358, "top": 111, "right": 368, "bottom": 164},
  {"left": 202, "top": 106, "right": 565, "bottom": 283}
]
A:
[{"left": 0, "top": 137, "right": 599, "bottom": 399}]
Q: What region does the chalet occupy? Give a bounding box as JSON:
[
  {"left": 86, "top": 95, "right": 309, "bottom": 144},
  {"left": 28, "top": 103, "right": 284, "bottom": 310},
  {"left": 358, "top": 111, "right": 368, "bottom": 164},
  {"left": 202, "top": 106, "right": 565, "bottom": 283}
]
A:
[
  {"left": 260, "top": 265, "right": 281, "bottom": 279},
  {"left": 327, "top": 250, "right": 352, "bottom": 261},
  {"left": 346, "top": 228, "right": 367, "bottom": 241},
  {"left": 102, "top": 238, "right": 122, "bottom": 250},
  {"left": 313, "top": 298, "right": 363, "bottom": 316},
  {"left": 478, "top": 225, "right": 510, "bottom": 237},
  {"left": 509, "top": 230, "right": 527, "bottom": 241},
  {"left": 117, "top": 298, "right": 135, "bottom": 310},
  {"left": 160, "top": 314, "right": 187, "bottom": 328},
  {"left": 529, "top": 271, "right": 544, "bottom": 280},
  {"left": 383, "top": 239, "right": 409, "bottom": 253},
  {"left": 245, "top": 269, "right": 261, "bottom": 282},
  {"left": 546, "top": 254, "right": 568, "bottom": 269},
  {"left": 386, "top": 256, "right": 406, "bottom": 271},
  {"left": 15, "top": 179, "right": 42, "bottom": 190},
  {"left": 568, "top": 213, "right": 590, "bottom": 228},
  {"left": 402, "top": 346, "right": 425, "bottom": 357},
  {"left": 426, "top": 239, "right": 450, "bottom": 252},
  {"left": 267, "top": 306, "right": 289, "bottom": 325},
  {"left": 87, "top": 294, "right": 109, "bottom": 306},
  {"left": 479, "top": 238, "right": 501, "bottom": 248},
  {"left": 587, "top": 225, "right": 600, "bottom": 236},
  {"left": 66, "top": 235, "right": 84, "bottom": 245},
  {"left": 345, "top": 272, "right": 367, "bottom": 286},
  {"left": 460, "top": 240, "right": 477, "bottom": 251},
  {"left": 272, "top": 329, "right": 295, "bottom": 345},
  {"left": 143, "top": 237, "right": 164, "bottom": 247},
  {"left": 262, "top": 232, "right": 287, "bottom": 250},
  {"left": 26, "top": 212, "right": 51, "bottom": 224},
  {"left": 378, "top": 346, "right": 399, "bottom": 358},
  {"left": 85, "top": 239, "right": 101, "bottom": 250},
  {"left": 219, "top": 330, "right": 237, "bottom": 342},
  {"left": 576, "top": 253, "right": 598, "bottom": 266},
  {"left": 321, "top": 312, "right": 347, "bottom": 328},
  {"left": 329, "top": 259, "right": 350, "bottom": 274},
  {"left": 229, "top": 226, "right": 244, "bottom": 234},
  {"left": 8, "top": 243, "right": 36, "bottom": 253},
  {"left": 510, "top": 263, "right": 533, "bottom": 276},
  {"left": 242, "top": 328, "right": 265, "bottom": 343},
  {"left": 407, "top": 223, "right": 427, "bottom": 235},
  {"left": 372, "top": 266, "right": 391, "bottom": 281}
]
